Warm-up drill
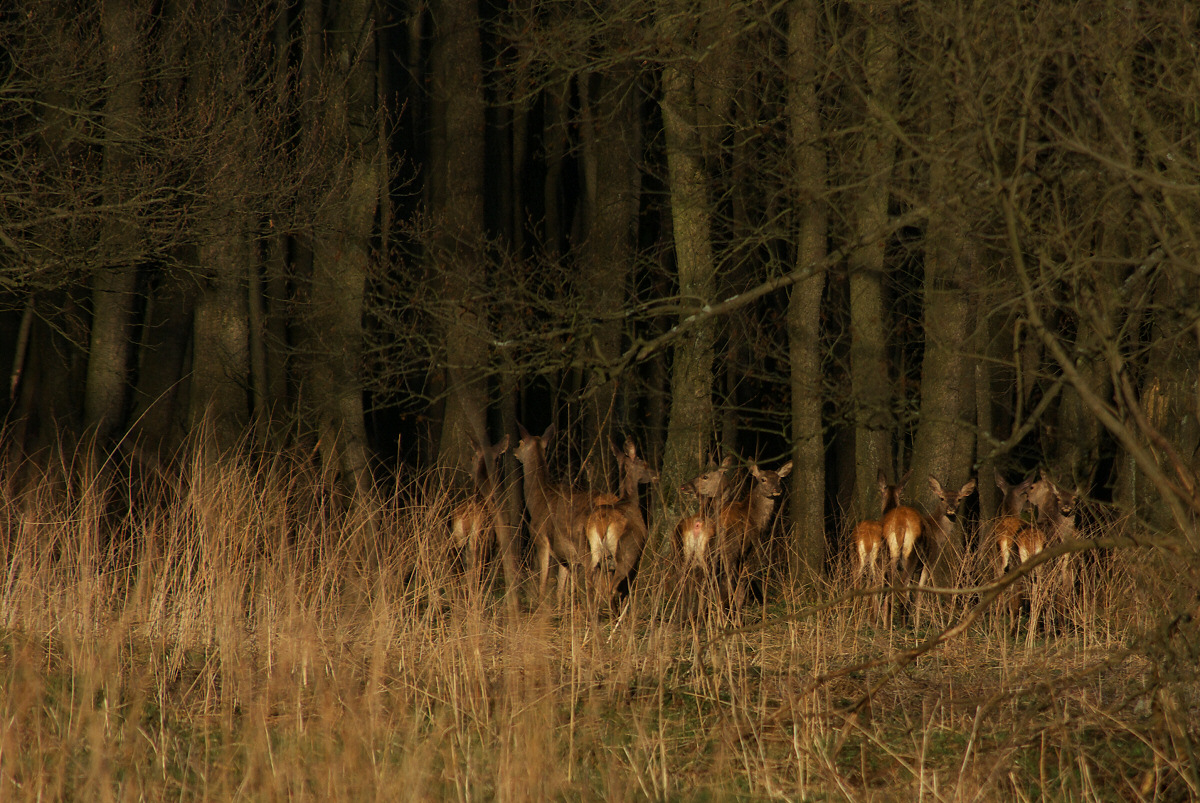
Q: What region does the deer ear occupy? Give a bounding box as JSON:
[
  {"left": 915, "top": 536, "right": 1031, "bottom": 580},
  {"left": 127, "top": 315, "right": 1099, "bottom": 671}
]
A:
[
  {"left": 928, "top": 475, "right": 945, "bottom": 495},
  {"left": 720, "top": 455, "right": 735, "bottom": 468},
  {"left": 899, "top": 468, "right": 913, "bottom": 486},
  {"left": 517, "top": 422, "right": 530, "bottom": 439},
  {"left": 542, "top": 423, "right": 556, "bottom": 443},
  {"left": 777, "top": 461, "right": 793, "bottom": 478},
  {"left": 960, "top": 478, "right": 977, "bottom": 496},
  {"left": 624, "top": 437, "right": 637, "bottom": 459}
]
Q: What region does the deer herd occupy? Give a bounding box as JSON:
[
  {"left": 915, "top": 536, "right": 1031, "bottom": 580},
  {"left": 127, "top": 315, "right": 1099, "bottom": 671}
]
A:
[{"left": 449, "top": 423, "right": 1084, "bottom": 629}]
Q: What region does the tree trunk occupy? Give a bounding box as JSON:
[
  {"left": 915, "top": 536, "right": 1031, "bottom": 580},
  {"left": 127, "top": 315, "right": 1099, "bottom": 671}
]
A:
[
  {"left": 304, "top": 0, "right": 379, "bottom": 508},
  {"left": 848, "top": 3, "right": 897, "bottom": 518},
  {"left": 84, "top": 0, "right": 145, "bottom": 443},
  {"left": 657, "top": 1, "right": 718, "bottom": 498},
  {"left": 129, "top": 266, "right": 195, "bottom": 455},
  {"left": 907, "top": 64, "right": 976, "bottom": 584},
  {"left": 430, "top": 0, "right": 489, "bottom": 471},
  {"left": 191, "top": 206, "right": 251, "bottom": 453},
  {"left": 578, "top": 67, "right": 641, "bottom": 461},
  {"left": 786, "top": 0, "right": 828, "bottom": 579}
]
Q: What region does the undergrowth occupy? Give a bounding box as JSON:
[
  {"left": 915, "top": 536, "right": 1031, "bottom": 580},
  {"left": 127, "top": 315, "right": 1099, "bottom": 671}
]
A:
[{"left": 0, "top": 446, "right": 1196, "bottom": 800}]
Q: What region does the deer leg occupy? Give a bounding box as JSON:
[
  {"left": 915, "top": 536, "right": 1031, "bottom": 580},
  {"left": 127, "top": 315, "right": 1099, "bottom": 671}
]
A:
[
  {"left": 536, "top": 535, "right": 552, "bottom": 603},
  {"left": 495, "top": 521, "right": 518, "bottom": 599}
]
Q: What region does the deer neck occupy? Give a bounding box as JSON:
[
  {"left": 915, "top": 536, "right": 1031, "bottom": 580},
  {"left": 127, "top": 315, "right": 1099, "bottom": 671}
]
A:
[
  {"left": 929, "top": 499, "right": 957, "bottom": 540},
  {"left": 1043, "top": 507, "right": 1075, "bottom": 540},
  {"left": 614, "top": 469, "right": 643, "bottom": 517},
  {"left": 746, "top": 487, "right": 778, "bottom": 533},
  {"left": 518, "top": 448, "right": 553, "bottom": 512}
]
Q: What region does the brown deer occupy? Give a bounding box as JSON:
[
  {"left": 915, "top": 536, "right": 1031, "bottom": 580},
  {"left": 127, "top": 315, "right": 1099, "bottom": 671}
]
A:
[
  {"left": 513, "top": 423, "right": 596, "bottom": 604},
  {"left": 672, "top": 456, "right": 736, "bottom": 618},
  {"left": 992, "top": 470, "right": 1036, "bottom": 576},
  {"left": 904, "top": 475, "right": 976, "bottom": 625},
  {"left": 1018, "top": 470, "right": 1080, "bottom": 634},
  {"left": 449, "top": 433, "right": 514, "bottom": 590},
  {"left": 923, "top": 476, "right": 977, "bottom": 581},
  {"left": 584, "top": 438, "right": 658, "bottom": 606},
  {"left": 672, "top": 455, "right": 736, "bottom": 572},
  {"left": 879, "top": 469, "right": 921, "bottom": 590},
  {"left": 850, "top": 468, "right": 907, "bottom": 586},
  {"left": 715, "top": 460, "right": 793, "bottom": 609}
]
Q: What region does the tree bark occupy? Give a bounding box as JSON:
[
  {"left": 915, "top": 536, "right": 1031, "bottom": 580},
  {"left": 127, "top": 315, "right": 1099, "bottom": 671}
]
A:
[
  {"left": 85, "top": 0, "right": 146, "bottom": 443},
  {"left": 578, "top": 67, "right": 641, "bottom": 461},
  {"left": 657, "top": 0, "right": 718, "bottom": 498},
  {"left": 430, "top": 0, "right": 490, "bottom": 471},
  {"left": 848, "top": 3, "right": 897, "bottom": 518},
  {"left": 303, "top": 0, "right": 379, "bottom": 507},
  {"left": 786, "top": 0, "right": 828, "bottom": 579},
  {"left": 191, "top": 204, "right": 251, "bottom": 453},
  {"left": 906, "top": 29, "right": 977, "bottom": 582}
]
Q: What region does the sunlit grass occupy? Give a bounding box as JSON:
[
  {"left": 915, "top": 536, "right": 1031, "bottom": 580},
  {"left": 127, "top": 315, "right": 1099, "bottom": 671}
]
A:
[{"left": 0, "top": 447, "right": 1193, "bottom": 800}]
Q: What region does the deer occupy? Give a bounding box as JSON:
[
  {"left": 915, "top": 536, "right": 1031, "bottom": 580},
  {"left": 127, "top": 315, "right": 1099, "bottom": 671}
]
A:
[
  {"left": 714, "top": 460, "right": 793, "bottom": 610},
  {"left": 672, "top": 455, "right": 736, "bottom": 572},
  {"left": 879, "top": 469, "right": 922, "bottom": 593},
  {"left": 991, "top": 470, "right": 1036, "bottom": 576},
  {"left": 901, "top": 475, "right": 976, "bottom": 626},
  {"left": 583, "top": 438, "right": 658, "bottom": 607},
  {"left": 923, "top": 475, "right": 977, "bottom": 580},
  {"left": 879, "top": 471, "right": 975, "bottom": 624},
  {"left": 987, "top": 470, "right": 1037, "bottom": 630},
  {"left": 449, "top": 432, "right": 514, "bottom": 591},
  {"left": 1017, "top": 470, "right": 1081, "bottom": 634},
  {"left": 513, "top": 423, "right": 597, "bottom": 605},
  {"left": 671, "top": 456, "right": 736, "bottom": 618},
  {"left": 850, "top": 468, "right": 908, "bottom": 587}
]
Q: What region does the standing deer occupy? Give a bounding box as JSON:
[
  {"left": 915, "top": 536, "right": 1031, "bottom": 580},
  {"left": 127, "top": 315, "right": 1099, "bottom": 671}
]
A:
[
  {"left": 513, "top": 423, "right": 596, "bottom": 604},
  {"left": 850, "top": 468, "right": 908, "bottom": 586},
  {"left": 988, "top": 470, "right": 1037, "bottom": 630},
  {"left": 992, "top": 471, "right": 1036, "bottom": 576},
  {"left": 449, "top": 433, "right": 514, "bottom": 590},
  {"left": 715, "top": 460, "right": 793, "bottom": 610},
  {"left": 673, "top": 456, "right": 736, "bottom": 571},
  {"left": 584, "top": 438, "right": 658, "bottom": 607},
  {"left": 923, "top": 476, "right": 977, "bottom": 581},
  {"left": 906, "top": 476, "right": 976, "bottom": 625},
  {"left": 672, "top": 456, "right": 735, "bottom": 618},
  {"left": 880, "top": 469, "right": 921, "bottom": 592},
  {"left": 1019, "top": 470, "right": 1080, "bottom": 634}
]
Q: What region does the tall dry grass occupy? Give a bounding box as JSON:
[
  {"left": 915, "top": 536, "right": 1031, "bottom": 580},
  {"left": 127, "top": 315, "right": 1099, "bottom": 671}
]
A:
[{"left": 0, "top": 447, "right": 1196, "bottom": 800}]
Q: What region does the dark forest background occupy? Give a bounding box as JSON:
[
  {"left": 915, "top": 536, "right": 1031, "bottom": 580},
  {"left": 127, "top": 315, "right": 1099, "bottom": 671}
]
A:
[{"left": 2, "top": 0, "right": 1197, "bottom": 575}]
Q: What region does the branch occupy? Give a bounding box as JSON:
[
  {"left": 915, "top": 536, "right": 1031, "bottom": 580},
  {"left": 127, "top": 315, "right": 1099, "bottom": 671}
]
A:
[{"left": 605, "top": 204, "right": 932, "bottom": 381}]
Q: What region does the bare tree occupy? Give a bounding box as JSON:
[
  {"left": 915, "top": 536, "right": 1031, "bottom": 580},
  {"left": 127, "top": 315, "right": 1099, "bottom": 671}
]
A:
[
  {"left": 846, "top": 3, "right": 898, "bottom": 519},
  {"left": 785, "top": 0, "right": 829, "bottom": 577},
  {"left": 656, "top": 0, "right": 720, "bottom": 495}
]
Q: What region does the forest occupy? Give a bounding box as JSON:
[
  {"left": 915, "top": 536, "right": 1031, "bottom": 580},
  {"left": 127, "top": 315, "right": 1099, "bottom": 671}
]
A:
[{"left": 1, "top": 0, "right": 1198, "bottom": 799}]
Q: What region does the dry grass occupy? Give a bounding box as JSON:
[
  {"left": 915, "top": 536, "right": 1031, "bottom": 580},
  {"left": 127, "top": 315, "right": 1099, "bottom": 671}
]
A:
[{"left": 0, "top": 449, "right": 1196, "bottom": 801}]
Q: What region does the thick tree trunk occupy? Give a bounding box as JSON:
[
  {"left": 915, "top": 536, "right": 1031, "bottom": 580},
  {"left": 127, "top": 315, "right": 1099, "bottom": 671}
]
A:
[
  {"left": 191, "top": 207, "right": 251, "bottom": 453},
  {"left": 848, "top": 4, "right": 897, "bottom": 518},
  {"left": 657, "top": 2, "right": 718, "bottom": 498},
  {"left": 907, "top": 83, "right": 976, "bottom": 584},
  {"left": 430, "top": 0, "right": 489, "bottom": 471},
  {"left": 578, "top": 67, "right": 640, "bottom": 461},
  {"left": 129, "top": 267, "right": 195, "bottom": 455},
  {"left": 85, "top": 0, "right": 145, "bottom": 443},
  {"left": 301, "top": 0, "right": 379, "bottom": 512},
  {"left": 786, "top": 0, "right": 828, "bottom": 579}
]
